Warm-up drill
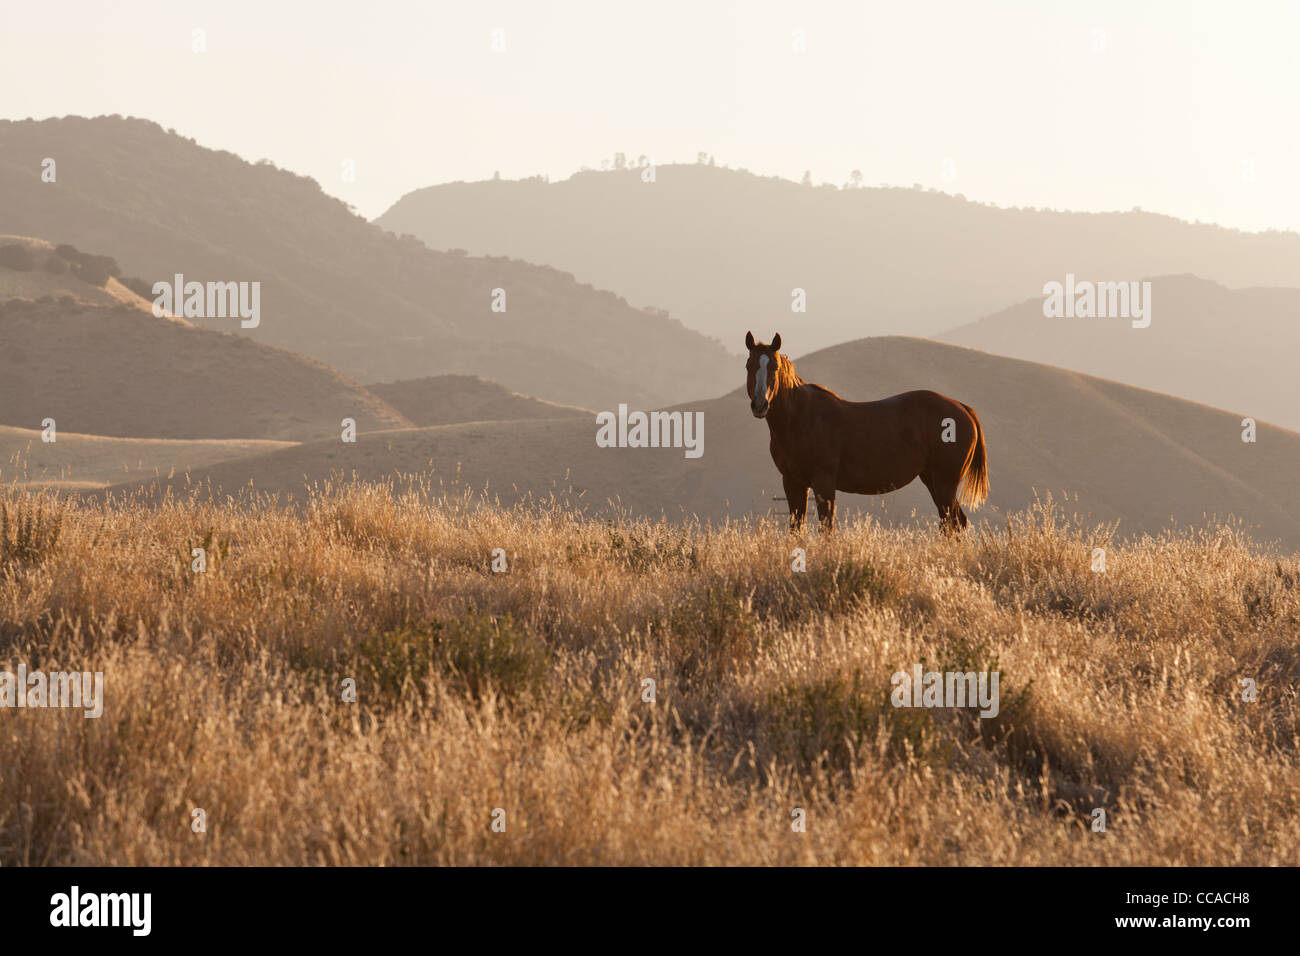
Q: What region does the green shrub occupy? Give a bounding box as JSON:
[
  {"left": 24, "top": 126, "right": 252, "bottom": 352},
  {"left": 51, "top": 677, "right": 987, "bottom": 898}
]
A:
[
  {"left": 358, "top": 611, "right": 546, "bottom": 705},
  {"left": 662, "top": 585, "right": 759, "bottom": 685},
  {"left": 804, "top": 558, "right": 893, "bottom": 612},
  {"left": 764, "top": 667, "right": 938, "bottom": 775},
  {"left": 752, "top": 557, "right": 893, "bottom": 624},
  {"left": 601, "top": 521, "right": 698, "bottom": 572}
]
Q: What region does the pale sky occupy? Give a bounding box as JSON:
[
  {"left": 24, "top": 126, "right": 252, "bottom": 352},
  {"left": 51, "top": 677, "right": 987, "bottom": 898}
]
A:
[{"left": 2, "top": 0, "right": 1297, "bottom": 231}]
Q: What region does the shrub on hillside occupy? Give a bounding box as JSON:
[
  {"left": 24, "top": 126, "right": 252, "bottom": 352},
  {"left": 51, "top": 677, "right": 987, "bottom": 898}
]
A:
[
  {"left": 0, "top": 243, "right": 36, "bottom": 271},
  {"left": 54, "top": 243, "right": 121, "bottom": 287},
  {"left": 119, "top": 275, "right": 155, "bottom": 299}
]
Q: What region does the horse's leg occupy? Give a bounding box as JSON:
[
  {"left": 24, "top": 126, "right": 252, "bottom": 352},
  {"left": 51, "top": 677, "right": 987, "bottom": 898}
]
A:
[
  {"left": 812, "top": 479, "right": 836, "bottom": 533},
  {"left": 783, "top": 474, "right": 809, "bottom": 532},
  {"left": 921, "top": 473, "right": 965, "bottom": 535}
]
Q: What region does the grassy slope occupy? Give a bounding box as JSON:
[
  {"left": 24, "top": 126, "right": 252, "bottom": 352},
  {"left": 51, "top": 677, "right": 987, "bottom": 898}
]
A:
[
  {"left": 1, "top": 485, "right": 1296, "bottom": 865},
  {"left": 367, "top": 375, "right": 590, "bottom": 426},
  {"left": 0, "top": 235, "right": 162, "bottom": 314},
  {"left": 0, "top": 298, "right": 411, "bottom": 441},
  {"left": 0, "top": 424, "right": 293, "bottom": 489}
]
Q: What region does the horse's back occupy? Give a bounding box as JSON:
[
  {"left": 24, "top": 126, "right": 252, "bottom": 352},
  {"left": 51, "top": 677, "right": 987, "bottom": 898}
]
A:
[{"left": 877, "top": 389, "right": 963, "bottom": 410}]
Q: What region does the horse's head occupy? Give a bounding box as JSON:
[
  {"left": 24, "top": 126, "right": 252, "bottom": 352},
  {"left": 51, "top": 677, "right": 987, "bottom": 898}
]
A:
[{"left": 744, "top": 330, "right": 783, "bottom": 418}]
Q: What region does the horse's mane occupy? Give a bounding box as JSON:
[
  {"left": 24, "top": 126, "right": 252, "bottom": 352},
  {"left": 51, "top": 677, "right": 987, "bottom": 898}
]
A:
[
  {"left": 776, "top": 353, "right": 806, "bottom": 391},
  {"left": 777, "top": 354, "right": 843, "bottom": 400}
]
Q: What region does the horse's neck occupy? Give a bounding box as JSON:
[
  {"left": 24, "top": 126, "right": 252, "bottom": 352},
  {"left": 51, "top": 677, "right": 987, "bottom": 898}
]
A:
[{"left": 767, "top": 374, "right": 807, "bottom": 429}]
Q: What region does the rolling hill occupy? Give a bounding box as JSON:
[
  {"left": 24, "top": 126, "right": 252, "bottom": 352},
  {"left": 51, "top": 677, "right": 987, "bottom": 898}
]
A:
[
  {"left": 0, "top": 235, "right": 160, "bottom": 314},
  {"left": 102, "top": 337, "right": 1300, "bottom": 552},
  {"left": 0, "top": 424, "right": 292, "bottom": 490},
  {"left": 0, "top": 116, "right": 732, "bottom": 409},
  {"left": 0, "top": 295, "right": 410, "bottom": 441},
  {"left": 941, "top": 274, "right": 1300, "bottom": 432},
  {"left": 377, "top": 164, "right": 1300, "bottom": 354},
  {"left": 368, "top": 375, "right": 590, "bottom": 426}
]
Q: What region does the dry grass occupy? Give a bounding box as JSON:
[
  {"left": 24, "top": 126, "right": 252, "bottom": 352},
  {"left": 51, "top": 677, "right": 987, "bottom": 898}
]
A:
[{"left": 1, "top": 481, "right": 1297, "bottom": 865}]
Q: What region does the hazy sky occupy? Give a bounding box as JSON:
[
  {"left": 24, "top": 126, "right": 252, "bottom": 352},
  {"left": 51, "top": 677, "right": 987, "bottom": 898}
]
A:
[{"left": 3, "top": 1, "right": 1297, "bottom": 231}]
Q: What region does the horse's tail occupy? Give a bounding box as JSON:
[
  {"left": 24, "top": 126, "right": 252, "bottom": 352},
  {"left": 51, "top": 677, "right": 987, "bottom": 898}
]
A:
[{"left": 957, "top": 402, "right": 989, "bottom": 510}]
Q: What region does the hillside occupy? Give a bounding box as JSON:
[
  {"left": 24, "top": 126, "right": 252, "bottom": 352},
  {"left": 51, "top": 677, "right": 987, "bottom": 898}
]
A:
[
  {"left": 941, "top": 275, "right": 1300, "bottom": 432},
  {"left": 0, "top": 297, "right": 410, "bottom": 441},
  {"left": 105, "top": 337, "right": 1300, "bottom": 552},
  {"left": 378, "top": 165, "right": 1300, "bottom": 354},
  {"left": 367, "top": 375, "right": 590, "bottom": 426},
  {"left": 0, "top": 116, "right": 733, "bottom": 409},
  {"left": 0, "top": 235, "right": 160, "bottom": 314},
  {"left": 0, "top": 424, "right": 292, "bottom": 489}
]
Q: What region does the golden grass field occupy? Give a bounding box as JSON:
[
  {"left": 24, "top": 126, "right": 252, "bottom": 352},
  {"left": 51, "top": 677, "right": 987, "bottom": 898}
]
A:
[{"left": 1, "top": 480, "right": 1297, "bottom": 865}]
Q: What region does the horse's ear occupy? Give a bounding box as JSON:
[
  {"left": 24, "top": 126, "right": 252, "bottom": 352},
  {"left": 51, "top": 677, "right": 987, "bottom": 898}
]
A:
[
  {"left": 771, "top": 332, "right": 782, "bottom": 352},
  {"left": 745, "top": 330, "right": 755, "bottom": 350}
]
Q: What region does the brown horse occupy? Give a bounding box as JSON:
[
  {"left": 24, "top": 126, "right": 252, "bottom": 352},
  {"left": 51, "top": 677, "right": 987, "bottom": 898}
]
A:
[{"left": 744, "top": 331, "right": 989, "bottom": 533}]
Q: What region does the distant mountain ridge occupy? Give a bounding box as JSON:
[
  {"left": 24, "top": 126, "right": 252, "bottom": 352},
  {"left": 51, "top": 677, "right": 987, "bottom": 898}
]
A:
[
  {"left": 378, "top": 164, "right": 1300, "bottom": 354},
  {"left": 0, "top": 116, "right": 733, "bottom": 409},
  {"left": 941, "top": 275, "right": 1300, "bottom": 431}
]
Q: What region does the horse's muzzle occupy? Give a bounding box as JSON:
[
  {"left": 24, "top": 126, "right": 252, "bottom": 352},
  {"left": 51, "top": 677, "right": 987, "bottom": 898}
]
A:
[{"left": 750, "top": 399, "right": 769, "bottom": 419}]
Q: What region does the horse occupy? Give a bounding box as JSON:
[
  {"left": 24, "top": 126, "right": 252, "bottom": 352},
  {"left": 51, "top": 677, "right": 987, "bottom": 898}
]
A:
[{"left": 744, "top": 331, "right": 989, "bottom": 533}]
